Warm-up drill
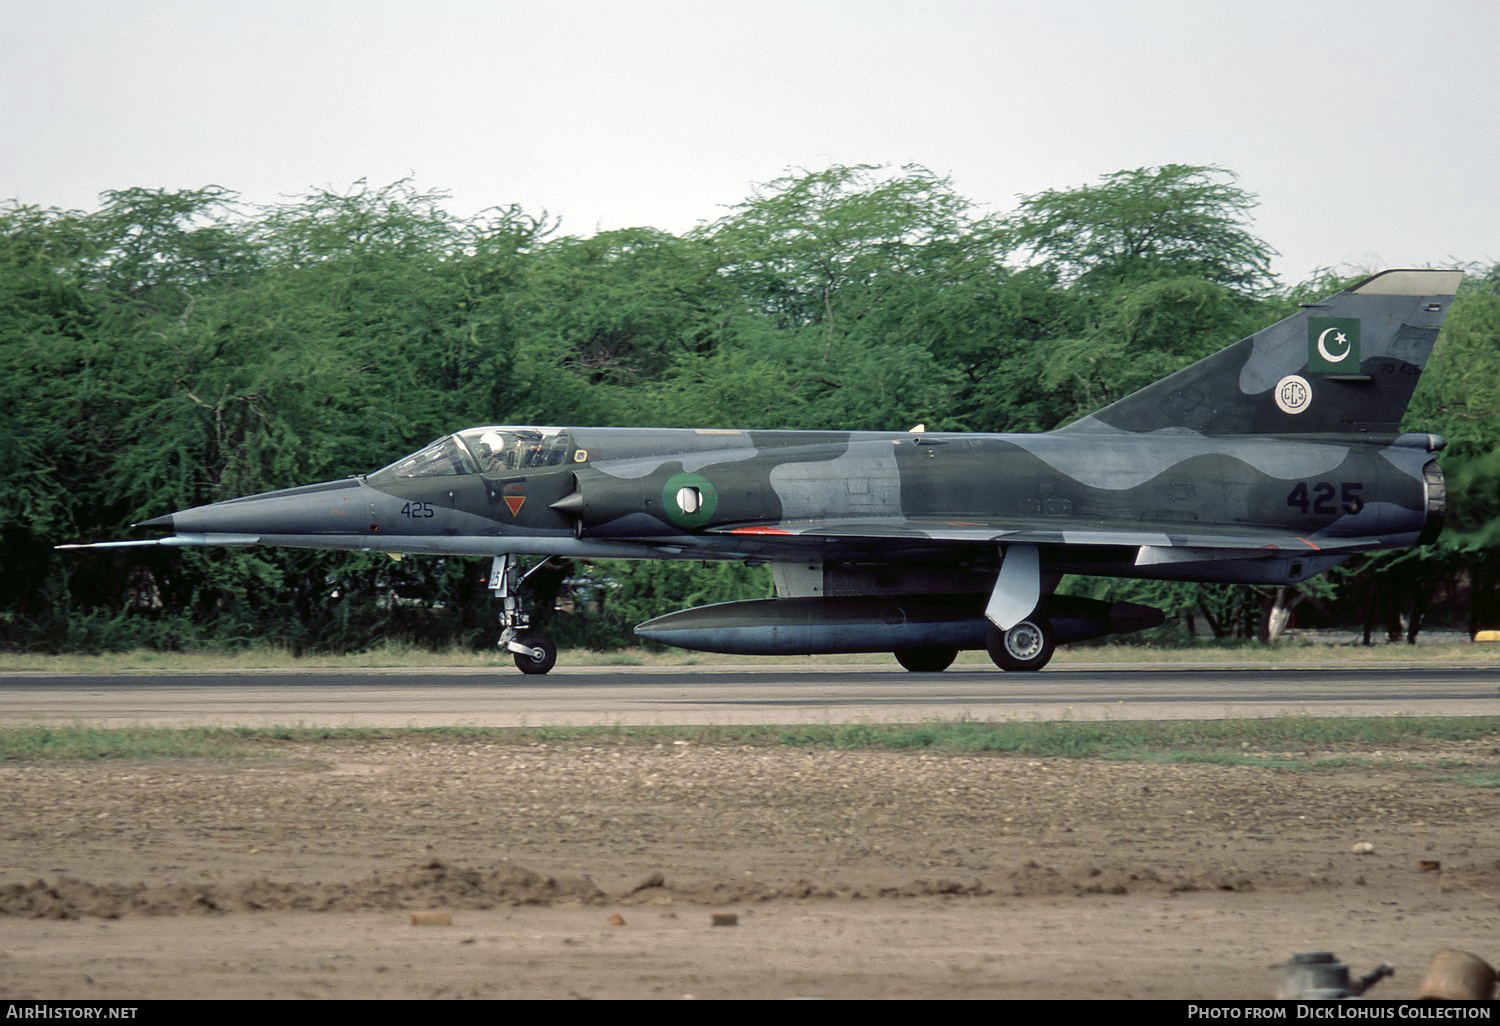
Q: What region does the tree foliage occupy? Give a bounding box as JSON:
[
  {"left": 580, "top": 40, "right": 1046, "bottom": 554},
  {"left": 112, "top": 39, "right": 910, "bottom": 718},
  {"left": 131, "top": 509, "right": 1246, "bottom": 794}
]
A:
[
  {"left": 1003, "top": 165, "right": 1276, "bottom": 295},
  {"left": 0, "top": 165, "right": 1492, "bottom": 654}
]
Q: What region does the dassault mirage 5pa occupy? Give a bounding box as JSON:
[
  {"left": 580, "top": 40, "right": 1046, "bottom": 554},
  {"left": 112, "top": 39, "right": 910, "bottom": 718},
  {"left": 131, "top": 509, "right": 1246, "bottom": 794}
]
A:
[{"left": 63, "top": 269, "right": 1461, "bottom": 674}]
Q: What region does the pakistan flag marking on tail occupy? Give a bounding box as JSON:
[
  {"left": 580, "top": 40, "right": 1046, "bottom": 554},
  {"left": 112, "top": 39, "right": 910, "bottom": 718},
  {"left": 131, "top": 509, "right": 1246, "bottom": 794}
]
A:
[{"left": 1308, "top": 317, "right": 1361, "bottom": 373}]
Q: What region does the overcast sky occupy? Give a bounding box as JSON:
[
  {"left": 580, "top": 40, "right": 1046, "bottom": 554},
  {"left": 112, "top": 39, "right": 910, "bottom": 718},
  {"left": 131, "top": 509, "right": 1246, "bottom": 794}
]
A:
[{"left": 3, "top": 0, "right": 1497, "bottom": 284}]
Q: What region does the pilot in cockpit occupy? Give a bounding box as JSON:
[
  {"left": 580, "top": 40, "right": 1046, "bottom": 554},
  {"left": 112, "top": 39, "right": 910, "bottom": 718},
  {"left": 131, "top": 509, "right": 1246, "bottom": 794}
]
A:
[
  {"left": 477, "top": 431, "right": 508, "bottom": 473},
  {"left": 471, "top": 428, "right": 564, "bottom": 473}
]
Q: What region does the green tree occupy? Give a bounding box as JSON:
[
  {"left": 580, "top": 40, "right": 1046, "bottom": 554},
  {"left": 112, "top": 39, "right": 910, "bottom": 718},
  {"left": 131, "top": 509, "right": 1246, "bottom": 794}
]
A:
[
  {"left": 1003, "top": 165, "right": 1275, "bottom": 295},
  {"left": 4, "top": 170, "right": 1489, "bottom": 655},
  {"left": 961, "top": 167, "right": 1279, "bottom": 434},
  {"left": 1037, "top": 275, "right": 1273, "bottom": 428},
  {"left": 502, "top": 227, "right": 735, "bottom": 428},
  {"left": 658, "top": 165, "right": 1006, "bottom": 431},
  {"left": 1404, "top": 263, "right": 1500, "bottom": 636}
]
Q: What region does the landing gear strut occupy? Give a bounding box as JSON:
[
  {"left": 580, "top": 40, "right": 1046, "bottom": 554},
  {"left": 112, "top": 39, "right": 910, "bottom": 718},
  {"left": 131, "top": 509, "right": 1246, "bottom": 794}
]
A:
[{"left": 489, "top": 554, "right": 558, "bottom": 674}]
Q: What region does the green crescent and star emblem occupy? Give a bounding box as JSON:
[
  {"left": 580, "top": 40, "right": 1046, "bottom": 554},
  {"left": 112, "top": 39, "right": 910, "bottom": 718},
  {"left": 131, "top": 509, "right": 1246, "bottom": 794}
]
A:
[{"left": 1307, "top": 317, "right": 1361, "bottom": 373}]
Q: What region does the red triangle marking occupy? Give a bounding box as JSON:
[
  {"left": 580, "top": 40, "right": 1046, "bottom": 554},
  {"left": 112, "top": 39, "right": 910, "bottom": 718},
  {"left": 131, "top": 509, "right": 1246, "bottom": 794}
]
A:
[{"left": 503, "top": 495, "right": 526, "bottom": 516}]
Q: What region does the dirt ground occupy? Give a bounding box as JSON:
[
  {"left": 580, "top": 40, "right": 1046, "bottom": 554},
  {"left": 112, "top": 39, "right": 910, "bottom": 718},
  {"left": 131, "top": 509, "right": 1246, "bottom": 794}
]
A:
[{"left": 1, "top": 735, "right": 1498, "bottom": 1000}]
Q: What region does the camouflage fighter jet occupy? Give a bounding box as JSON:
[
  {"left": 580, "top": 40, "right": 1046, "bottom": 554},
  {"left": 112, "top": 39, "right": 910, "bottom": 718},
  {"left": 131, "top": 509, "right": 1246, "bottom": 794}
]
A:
[{"left": 61, "top": 269, "right": 1461, "bottom": 674}]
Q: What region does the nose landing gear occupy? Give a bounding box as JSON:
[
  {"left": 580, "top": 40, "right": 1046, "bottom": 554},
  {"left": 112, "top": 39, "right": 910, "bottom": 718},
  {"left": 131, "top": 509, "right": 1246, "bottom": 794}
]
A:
[{"left": 489, "top": 554, "right": 558, "bottom": 674}]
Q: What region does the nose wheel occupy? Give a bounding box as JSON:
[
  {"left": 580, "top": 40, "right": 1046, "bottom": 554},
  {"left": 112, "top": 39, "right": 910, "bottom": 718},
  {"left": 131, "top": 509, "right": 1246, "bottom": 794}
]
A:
[
  {"left": 510, "top": 632, "right": 557, "bottom": 675},
  {"left": 489, "top": 555, "right": 559, "bottom": 675}
]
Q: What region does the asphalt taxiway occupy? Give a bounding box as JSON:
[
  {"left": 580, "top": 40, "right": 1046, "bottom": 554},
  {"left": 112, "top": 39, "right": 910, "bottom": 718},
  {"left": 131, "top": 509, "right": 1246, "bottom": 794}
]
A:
[{"left": 1, "top": 663, "right": 1497, "bottom": 727}]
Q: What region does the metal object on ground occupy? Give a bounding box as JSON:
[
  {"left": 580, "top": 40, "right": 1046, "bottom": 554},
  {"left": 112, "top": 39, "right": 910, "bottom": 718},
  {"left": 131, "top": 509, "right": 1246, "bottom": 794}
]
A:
[{"left": 1277, "top": 951, "right": 1393, "bottom": 999}]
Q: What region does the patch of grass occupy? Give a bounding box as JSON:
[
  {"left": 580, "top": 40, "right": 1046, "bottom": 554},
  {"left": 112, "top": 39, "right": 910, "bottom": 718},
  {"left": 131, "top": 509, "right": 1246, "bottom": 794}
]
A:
[
  {"left": 0, "top": 726, "right": 264, "bottom": 760},
  {"left": 771, "top": 716, "right": 1500, "bottom": 757},
  {"left": 1105, "top": 751, "right": 1368, "bottom": 770},
  {"left": 3, "top": 718, "right": 1497, "bottom": 774},
  {"left": 1425, "top": 770, "right": 1500, "bottom": 788}
]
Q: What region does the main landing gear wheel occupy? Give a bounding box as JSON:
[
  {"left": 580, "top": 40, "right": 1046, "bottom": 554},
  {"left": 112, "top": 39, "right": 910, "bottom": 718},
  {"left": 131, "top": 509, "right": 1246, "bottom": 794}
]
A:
[
  {"left": 512, "top": 632, "right": 558, "bottom": 675},
  {"left": 894, "top": 646, "right": 958, "bottom": 673},
  {"left": 987, "top": 616, "right": 1055, "bottom": 672}
]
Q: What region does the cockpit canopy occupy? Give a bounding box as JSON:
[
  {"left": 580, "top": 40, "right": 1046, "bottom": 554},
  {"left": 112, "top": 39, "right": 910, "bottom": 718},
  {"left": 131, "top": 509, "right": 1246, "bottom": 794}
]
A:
[
  {"left": 460, "top": 426, "right": 571, "bottom": 473},
  {"left": 373, "top": 427, "right": 572, "bottom": 480}
]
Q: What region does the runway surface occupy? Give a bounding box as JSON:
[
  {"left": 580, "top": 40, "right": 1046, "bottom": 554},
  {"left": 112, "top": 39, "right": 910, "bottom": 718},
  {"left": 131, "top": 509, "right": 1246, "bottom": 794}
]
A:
[{"left": 2, "top": 663, "right": 1499, "bottom": 727}]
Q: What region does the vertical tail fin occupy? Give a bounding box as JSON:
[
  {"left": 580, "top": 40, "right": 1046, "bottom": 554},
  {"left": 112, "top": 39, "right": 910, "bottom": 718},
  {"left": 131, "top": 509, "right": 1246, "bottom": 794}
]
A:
[{"left": 1061, "top": 269, "right": 1462, "bottom": 436}]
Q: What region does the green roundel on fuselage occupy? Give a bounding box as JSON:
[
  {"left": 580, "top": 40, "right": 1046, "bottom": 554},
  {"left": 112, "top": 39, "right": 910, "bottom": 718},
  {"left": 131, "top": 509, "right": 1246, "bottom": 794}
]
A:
[{"left": 662, "top": 472, "right": 718, "bottom": 528}]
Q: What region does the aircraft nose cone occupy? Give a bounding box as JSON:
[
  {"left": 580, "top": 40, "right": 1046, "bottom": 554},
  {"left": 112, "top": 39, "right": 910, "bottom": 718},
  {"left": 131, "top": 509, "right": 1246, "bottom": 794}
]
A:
[{"left": 131, "top": 479, "right": 366, "bottom": 537}]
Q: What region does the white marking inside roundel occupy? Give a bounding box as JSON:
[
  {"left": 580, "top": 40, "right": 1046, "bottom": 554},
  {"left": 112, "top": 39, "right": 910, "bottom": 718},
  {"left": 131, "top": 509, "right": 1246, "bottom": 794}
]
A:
[
  {"left": 1274, "top": 374, "right": 1312, "bottom": 415},
  {"left": 1315, "top": 326, "right": 1351, "bottom": 364}
]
